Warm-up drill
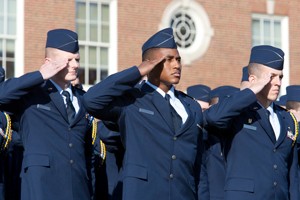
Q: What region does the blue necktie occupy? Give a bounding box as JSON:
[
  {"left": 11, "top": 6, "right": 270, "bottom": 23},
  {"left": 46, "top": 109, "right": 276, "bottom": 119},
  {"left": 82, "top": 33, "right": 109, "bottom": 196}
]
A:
[
  {"left": 165, "top": 94, "right": 182, "bottom": 130},
  {"left": 62, "top": 91, "right": 76, "bottom": 123}
]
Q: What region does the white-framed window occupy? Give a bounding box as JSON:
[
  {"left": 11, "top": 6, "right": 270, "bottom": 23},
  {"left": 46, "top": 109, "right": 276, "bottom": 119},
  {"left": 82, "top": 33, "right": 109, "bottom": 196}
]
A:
[
  {"left": 76, "top": 0, "right": 117, "bottom": 87},
  {"left": 160, "top": 0, "right": 214, "bottom": 65},
  {"left": 0, "top": 0, "right": 17, "bottom": 78},
  {"left": 252, "top": 14, "right": 289, "bottom": 95}
]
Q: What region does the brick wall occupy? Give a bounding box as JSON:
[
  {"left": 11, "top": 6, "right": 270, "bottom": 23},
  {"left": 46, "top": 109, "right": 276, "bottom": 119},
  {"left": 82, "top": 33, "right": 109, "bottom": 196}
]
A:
[
  {"left": 24, "top": 0, "right": 300, "bottom": 91},
  {"left": 118, "top": 0, "right": 300, "bottom": 91},
  {"left": 24, "top": 0, "right": 76, "bottom": 72}
]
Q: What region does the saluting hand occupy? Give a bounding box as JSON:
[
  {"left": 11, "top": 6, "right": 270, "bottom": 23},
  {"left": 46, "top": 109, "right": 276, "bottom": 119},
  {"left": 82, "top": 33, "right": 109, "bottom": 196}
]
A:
[
  {"left": 248, "top": 73, "right": 271, "bottom": 94},
  {"left": 39, "top": 58, "right": 68, "bottom": 80},
  {"left": 137, "top": 57, "right": 165, "bottom": 76}
]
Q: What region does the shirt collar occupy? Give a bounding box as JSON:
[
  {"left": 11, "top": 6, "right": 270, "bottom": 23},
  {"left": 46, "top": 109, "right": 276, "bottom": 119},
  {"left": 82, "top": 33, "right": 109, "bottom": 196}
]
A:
[
  {"left": 266, "top": 103, "right": 275, "bottom": 116},
  {"left": 50, "top": 79, "right": 73, "bottom": 100},
  {"left": 145, "top": 81, "right": 175, "bottom": 99}
]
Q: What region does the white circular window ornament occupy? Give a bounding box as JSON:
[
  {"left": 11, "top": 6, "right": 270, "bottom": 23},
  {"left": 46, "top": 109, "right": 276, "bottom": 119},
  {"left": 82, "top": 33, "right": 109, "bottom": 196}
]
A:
[
  {"left": 160, "top": 0, "right": 214, "bottom": 65},
  {"left": 171, "top": 12, "right": 196, "bottom": 48}
]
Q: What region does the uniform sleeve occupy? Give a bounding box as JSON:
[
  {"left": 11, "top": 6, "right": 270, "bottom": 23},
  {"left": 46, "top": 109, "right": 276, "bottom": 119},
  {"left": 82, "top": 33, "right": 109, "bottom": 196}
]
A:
[
  {"left": 0, "top": 71, "right": 44, "bottom": 112},
  {"left": 204, "top": 88, "right": 257, "bottom": 130},
  {"left": 83, "top": 66, "right": 142, "bottom": 121}
]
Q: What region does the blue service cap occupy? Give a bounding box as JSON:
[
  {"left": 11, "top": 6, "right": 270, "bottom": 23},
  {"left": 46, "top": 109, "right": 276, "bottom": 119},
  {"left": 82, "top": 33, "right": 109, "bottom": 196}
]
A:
[
  {"left": 0, "top": 66, "right": 5, "bottom": 83},
  {"left": 46, "top": 29, "right": 79, "bottom": 53},
  {"left": 286, "top": 85, "right": 300, "bottom": 102},
  {"left": 210, "top": 85, "right": 239, "bottom": 101},
  {"left": 187, "top": 84, "right": 211, "bottom": 103},
  {"left": 275, "top": 94, "right": 287, "bottom": 106},
  {"left": 241, "top": 66, "right": 248, "bottom": 82},
  {"left": 249, "top": 45, "right": 284, "bottom": 70},
  {"left": 142, "top": 28, "right": 177, "bottom": 55}
]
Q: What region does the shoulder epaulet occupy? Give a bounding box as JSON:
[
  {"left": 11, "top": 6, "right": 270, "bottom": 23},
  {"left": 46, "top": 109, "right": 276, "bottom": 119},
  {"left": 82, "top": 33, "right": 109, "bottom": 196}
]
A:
[
  {"left": 99, "top": 139, "right": 106, "bottom": 165},
  {"left": 90, "top": 116, "right": 97, "bottom": 145},
  {"left": 0, "top": 112, "right": 12, "bottom": 151},
  {"left": 288, "top": 111, "right": 299, "bottom": 146},
  {"left": 89, "top": 117, "right": 106, "bottom": 164}
]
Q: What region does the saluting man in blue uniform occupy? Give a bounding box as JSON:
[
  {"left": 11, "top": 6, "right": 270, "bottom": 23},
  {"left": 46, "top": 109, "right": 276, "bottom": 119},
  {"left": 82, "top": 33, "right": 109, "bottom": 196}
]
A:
[
  {"left": 205, "top": 45, "right": 299, "bottom": 200},
  {"left": 83, "top": 28, "right": 204, "bottom": 200},
  {"left": 0, "top": 29, "right": 96, "bottom": 200}
]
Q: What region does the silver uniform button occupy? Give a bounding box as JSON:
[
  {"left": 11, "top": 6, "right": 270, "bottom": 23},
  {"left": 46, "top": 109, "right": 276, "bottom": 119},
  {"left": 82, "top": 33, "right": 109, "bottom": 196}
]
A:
[
  {"left": 169, "top": 174, "right": 174, "bottom": 179},
  {"left": 273, "top": 164, "right": 277, "bottom": 169},
  {"left": 173, "top": 137, "right": 177, "bottom": 141},
  {"left": 69, "top": 143, "right": 73, "bottom": 147},
  {"left": 171, "top": 155, "right": 176, "bottom": 160},
  {"left": 70, "top": 160, "right": 74, "bottom": 164},
  {"left": 273, "top": 182, "right": 277, "bottom": 186}
]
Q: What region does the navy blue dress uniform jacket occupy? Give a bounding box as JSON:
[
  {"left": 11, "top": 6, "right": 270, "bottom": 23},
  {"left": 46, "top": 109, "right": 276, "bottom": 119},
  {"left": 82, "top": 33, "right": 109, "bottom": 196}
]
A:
[
  {"left": 0, "top": 71, "right": 94, "bottom": 200},
  {"left": 198, "top": 133, "right": 226, "bottom": 200},
  {"left": 93, "top": 121, "right": 124, "bottom": 200},
  {"left": 0, "top": 116, "right": 22, "bottom": 200},
  {"left": 0, "top": 111, "right": 8, "bottom": 199},
  {"left": 205, "top": 88, "right": 299, "bottom": 200},
  {"left": 83, "top": 66, "right": 204, "bottom": 200}
]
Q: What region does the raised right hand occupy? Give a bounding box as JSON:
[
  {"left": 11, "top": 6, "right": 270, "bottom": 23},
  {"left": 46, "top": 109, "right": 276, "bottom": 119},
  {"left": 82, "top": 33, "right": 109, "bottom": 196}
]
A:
[{"left": 39, "top": 58, "right": 68, "bottom": 80}]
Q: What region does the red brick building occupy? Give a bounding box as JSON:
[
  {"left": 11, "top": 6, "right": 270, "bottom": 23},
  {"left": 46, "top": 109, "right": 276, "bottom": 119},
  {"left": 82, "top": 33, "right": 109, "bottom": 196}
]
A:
[{"left": 1, "top": 0, "right": 299, "bottom": 93}]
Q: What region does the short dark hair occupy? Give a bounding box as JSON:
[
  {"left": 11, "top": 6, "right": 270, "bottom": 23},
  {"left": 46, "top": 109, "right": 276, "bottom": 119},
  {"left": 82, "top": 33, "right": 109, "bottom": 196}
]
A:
[{"left": 286, "top": 101, "right": 300, "bottom": 111}]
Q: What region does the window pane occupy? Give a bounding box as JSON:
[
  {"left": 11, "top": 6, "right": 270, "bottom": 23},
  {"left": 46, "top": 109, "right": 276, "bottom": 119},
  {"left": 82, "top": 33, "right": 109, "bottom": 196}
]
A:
[
  {"left": 90, "top": 3, "right": 98, "bottom": 42},
  {"left": 0, "top": 39, "right": 2, "bottom": 57},
  {"left": 0, "top": 0, "right": 4, "bottom": 34},
  {"left": 100, "top": 47, "right": 108, "bottom": 66},
  {"left": 8, "top": 16, "right": 16, "bottom": 35},
  {"left": 89, "top": 68, "right": 96, "bottom": 85},
  {"left": 89, "top": 46, "right": 96, "bottom": 66},
  {"left": 76, "top": 2, "right": 86, "bottom": 20},
  {"left": 0, "top": 1, "right": 3, "bottom": 13},
  {"left": 90, "top": 3, "right": 98, "bottom": 21},
  {"left": 7, "top": 0, "right": 16, "bottom": 34},
  {"left": 6, "top": 60, "right": 14, "bottom": 78},
  {"left": 101, "top": 25, "right": 109, "bottom": 43},
  {"left": 102, "top": 4, "right": 109, "bottom": 22},
  {"left": 263, "top": 20, "right": 271, "bottom": 45},
  {"left": 274, "top": 21, "right": 281, "bottom": 47},
  {"left": 79, "top": 45, "right": 85, "bottom": 64},
  {"left": 7, "top": 40, "right": 15, "bottom": 57},
  {"left": 78, "top": 23, "right": 86, "bottom": 40},
  {"left": 252, "top": 19, "right": 261, "bottom": 46},
  {"left": 8, "top": 0, "right": 16, "bottom": 14},
  {"left": 101, "top": 69, "right": 108, "bottom": 80},
  {"left": 90, "top": 24, "right": 98, "bottom": 41},
  {"left": 0, "top": 17, "right": 3, "bottom": 34}
]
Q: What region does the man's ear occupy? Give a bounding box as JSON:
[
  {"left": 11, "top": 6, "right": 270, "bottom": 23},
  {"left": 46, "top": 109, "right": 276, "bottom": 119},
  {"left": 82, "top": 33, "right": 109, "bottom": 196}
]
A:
[
  {"left": 44, "top": 57, "right": 51, "bottom": 64},
  {"left": 248, "top": 74, "right": 256, "bottom": 83}
]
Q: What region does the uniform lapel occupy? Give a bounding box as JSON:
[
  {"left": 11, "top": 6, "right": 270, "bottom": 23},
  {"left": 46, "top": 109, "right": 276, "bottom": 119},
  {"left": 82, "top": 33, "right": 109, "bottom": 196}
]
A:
[
  {"left": 141, "top": 84, "right": 175, "bottom": 132},
  {"left": 45, "top": 81, "right": 69, "bottom": 123},
  {"left": 274, "top": 107, "right": 287, "bottom": 147},
  {"left": 175, "top": 92, "right": 194, "bottom": 136},
  {"left": 256, "top": 105, "right": 277, "bottom": 144},
  {"left": 152, "top": 92, "right": 175, "bottom": 132},
  {"left": 69, "top": 88, "right": 85, "bottom": 126}
]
